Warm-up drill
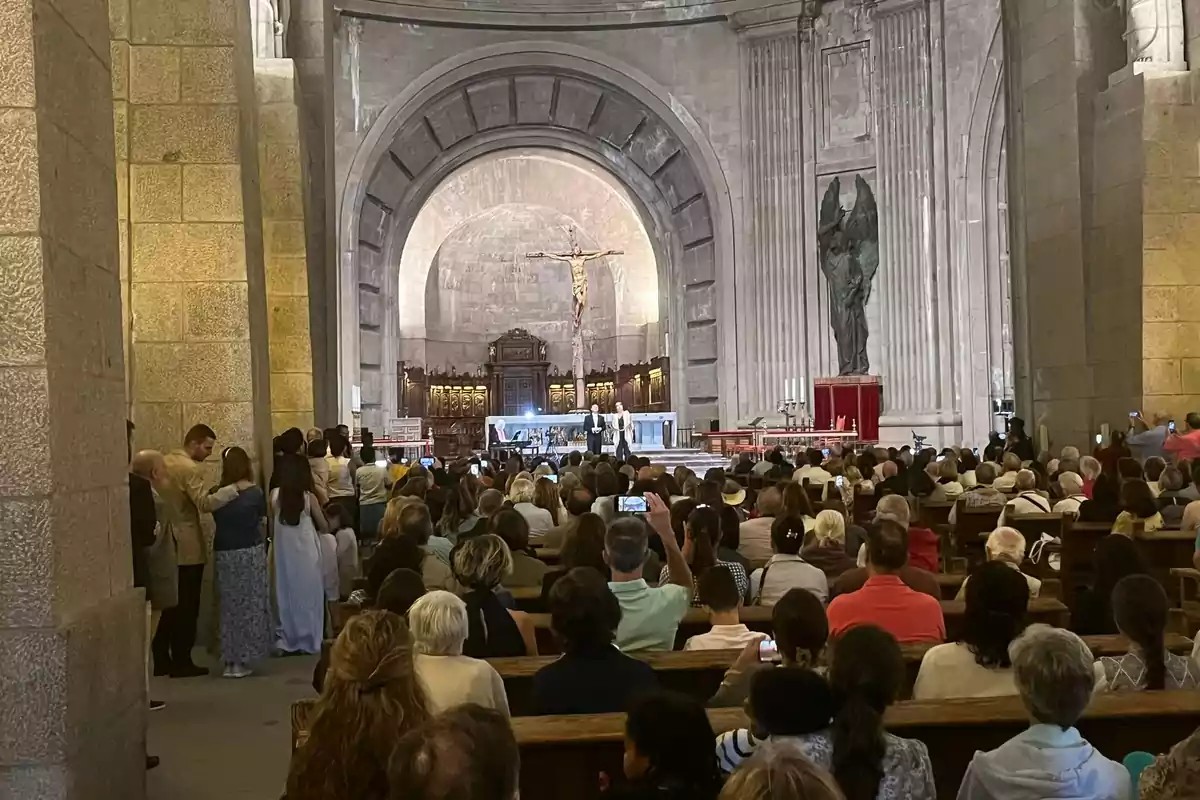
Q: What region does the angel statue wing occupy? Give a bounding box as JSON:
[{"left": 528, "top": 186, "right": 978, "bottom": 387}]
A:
[
  {"left": 817, "top": 176, "right": 842, "bottom": 260},
  {"left": 845, "top": 174, "right": 880, "bottom": 303}
]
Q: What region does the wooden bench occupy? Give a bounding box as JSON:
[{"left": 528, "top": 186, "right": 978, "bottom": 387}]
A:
[
  {"left": 527, "top": 599, "right": 1070, "bottom": 654},
  {"left": 1060, "top": 522, "right": 1194, "bottom": 606},
  {"left": 510, "top": 691, "right": 1200, "bottom": 800},
  {"left": 489, "top": 633, "right": 1188, "bottom": 716}
]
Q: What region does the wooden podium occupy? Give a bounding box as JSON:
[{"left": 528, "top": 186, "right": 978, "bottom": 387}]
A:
[{"left": 813, "top": 376, "right": 882, "bottom": 444}]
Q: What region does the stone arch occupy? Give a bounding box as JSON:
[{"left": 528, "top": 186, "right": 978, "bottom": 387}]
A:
[
  {"left": 339, "top": 41, "right": 734, "bottom": 431},
  {"left": 960, "top": 19, "right": 1011, "bottom": 445}
]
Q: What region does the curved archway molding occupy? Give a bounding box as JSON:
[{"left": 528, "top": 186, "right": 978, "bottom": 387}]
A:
[
  {"left": 956, "top": 19, "right": 1010, "bottom": 446},
  {"left": 338, "top": 41, "right": 736, "bottom": 432}
]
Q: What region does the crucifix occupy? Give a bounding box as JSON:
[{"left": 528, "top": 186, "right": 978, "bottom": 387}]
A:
[{"left": 526, "top": 227, "right": 624, "bottom": 410}]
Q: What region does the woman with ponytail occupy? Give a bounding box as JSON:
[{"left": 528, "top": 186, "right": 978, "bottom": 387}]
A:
[
  {"left": 659, "top": 504, "right": 749, "bottom": 602},
  {"left": 912, "top": 561, "right": 1028, "bottom": 699},
  {"left": 821, "top": 626, "right": 936, "bottom": 800},
  {"left": 286, "top": 610, "right": 429, "bottom": 800},
  {"left": 1099, "top": 574, "right": 1200, "bottom": 690}
]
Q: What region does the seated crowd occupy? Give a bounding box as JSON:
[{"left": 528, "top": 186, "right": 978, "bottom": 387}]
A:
[{"left": 285, "top": 416, "right": 1200, "bottom": 799}]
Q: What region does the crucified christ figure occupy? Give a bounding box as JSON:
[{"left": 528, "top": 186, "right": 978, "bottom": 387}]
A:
[{"left": 527, "top": 227, "right": 623, "bottom": 410}]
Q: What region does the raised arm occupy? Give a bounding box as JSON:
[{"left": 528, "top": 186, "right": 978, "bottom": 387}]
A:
[
  {"left": 647, "top": 493, "right": 692, "bottom": 592},
  {"left": 525, "top": 251, "right": 572, "bottom": 262},
  {"left": 581, "top": 249, "right": 625, "bottom": 262}
]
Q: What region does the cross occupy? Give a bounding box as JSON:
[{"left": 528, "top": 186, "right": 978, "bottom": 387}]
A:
[{"left": 527, "top": 227, "right": 624, "bottom": 411}]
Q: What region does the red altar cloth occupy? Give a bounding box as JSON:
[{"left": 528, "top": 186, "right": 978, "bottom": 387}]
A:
[{"left": 813, "top": 376, "right": 882, "bottom": 444}]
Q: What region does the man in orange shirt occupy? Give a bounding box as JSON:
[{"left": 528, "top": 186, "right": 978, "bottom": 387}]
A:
[
  {"left": 1165, "top": 413, "right": 1200, "bottom": 462},
  {"left": 826, "top": 519, "right": 945, "bottom": 644}
]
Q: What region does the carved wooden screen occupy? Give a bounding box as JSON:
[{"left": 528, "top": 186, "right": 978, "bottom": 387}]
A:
[{"left": 548, "top": 381, "right": 577, "bottom": 414}]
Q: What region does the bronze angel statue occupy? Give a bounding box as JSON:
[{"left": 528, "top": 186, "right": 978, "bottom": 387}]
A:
[{"left": 818, "top": 174, "right": 879, "bottom": 376}]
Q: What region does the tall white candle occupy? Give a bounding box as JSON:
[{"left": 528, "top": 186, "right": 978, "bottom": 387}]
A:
[{"left": 799, "top": 380, "right": 805, "bottom": 404}]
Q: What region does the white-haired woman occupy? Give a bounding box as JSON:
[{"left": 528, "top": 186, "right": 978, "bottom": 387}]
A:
[
  {"left": 954, "top": 527, "right": 1042, "bottom": 600},
  {"left": 800, "top": 509, "right": 857, "bottom": 582},
  {"left": 929, "top": 457, "right": 965, "bottom": 501},
  {"left": 956, "top": 625, "right": 1129, "bottom": 799},
  {"left": 408, "top": 590, "right": 511, "bottom": 717},
  {"left": 1079, "top": 455, "right": 1102, "bottom": 497},
  {"left": 1052, "top": 471, "right": 1088, "bottom": 518},
  {"left": 992, "top": 452, "right": 1023, "bottom": 492},
  {"left": 509, "top": 476, "right": 553, "bottom": 536}
]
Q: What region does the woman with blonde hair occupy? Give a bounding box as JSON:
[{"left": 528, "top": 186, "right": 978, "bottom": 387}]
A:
[
  {"left": 285, "top": 610, "right": 429, "bottom": 800},
  {"left": 719, "top": 741, "right": 845, "bottom": 800},
  {"left": 451, "top": 534, "right": 538, "bottom": 657},
  {"left": 533, "top": 475, "right": 564, "bottom": 528},
  {"left": 509, "top": 477, "right": 553, "bottom": 536},
  {"left": 800, "top": 509, "right": 857, "bottom": 582}
]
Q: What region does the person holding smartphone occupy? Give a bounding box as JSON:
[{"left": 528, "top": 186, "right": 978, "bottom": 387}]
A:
[
  {"left": 1164, "top": 413, "right": 1200, "bottom": 461},
  {"left": 1127, "top": 411, "right": 1169, "bottom": 462}
]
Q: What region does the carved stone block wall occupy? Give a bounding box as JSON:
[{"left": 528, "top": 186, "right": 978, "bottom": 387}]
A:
[
  {"left": 1, "top": 0, "right": 145, "bottom": 792},
  {"left": 257, "top": 59, "right": 314, "bottom": 434}
]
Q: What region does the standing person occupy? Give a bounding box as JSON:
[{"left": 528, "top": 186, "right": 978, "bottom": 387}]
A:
[
  {"left": 354, "top": 445, "right": 391, "bottom": 542},
  {"left": 272, "top": 454, "right": 329, "bottom": 655},
  {"left": 325, "top": 434, "right": 357, "bottom": 529},
  {"left": 613, "top": 400, "right": 634, "bottom": 462},
  {"left": 584, "top": 402, "right": 607, "bottom": 456},
  {"left": 130, "top": 449, "right": 174, "bottom": 723},
  {"left": 157, "top": 424, "right": 239, "bottom": 678},
  {"left": 211, "top": 446, "right": 271, "bottom": 679}
]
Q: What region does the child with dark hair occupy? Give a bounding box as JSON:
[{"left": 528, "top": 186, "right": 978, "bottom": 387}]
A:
[
  {"left": 606, "top": 692, "right": 722, "bottom": 800},
  {"left": 684, "top": 567, "right": 765, "bottom": 651},
  {"left": 716, "top": 667, "right": 835, "bottom": 773}
]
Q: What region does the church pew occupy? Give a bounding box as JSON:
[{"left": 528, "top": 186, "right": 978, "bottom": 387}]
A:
[
  {"left": 915, "top": 500, "right": 955, "bottom": 531},
  {"left": 950, "top": 502, "right": 1001, "bottom": 567},
  {"left": 509, "top": 691, "right": 1200, "bottom": 800},
  {"left": 488, "top": 633, "right": 1189, "bottom": 716},
  {"left": 1059, "top": 522, "right": 1194, "bottom": 606},
  {"left": 296, "top": 635, "right": 1193, "bottom": 748},
  {"left": 526, "top": 599, "right": 1070, "bottom": 654}
]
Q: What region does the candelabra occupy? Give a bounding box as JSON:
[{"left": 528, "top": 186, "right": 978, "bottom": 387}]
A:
[{"left": 776, "top": 398, "right": 797, "bottom": 429}]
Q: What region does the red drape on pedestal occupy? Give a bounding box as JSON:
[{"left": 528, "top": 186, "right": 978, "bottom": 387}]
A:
[{"left": 813, "top": 377, "right": 882, "bottom": 443}]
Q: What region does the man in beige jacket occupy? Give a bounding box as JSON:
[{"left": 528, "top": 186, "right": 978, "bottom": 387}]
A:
[{"left": 153, "top": 424, "right": 239, "bottom": 677}]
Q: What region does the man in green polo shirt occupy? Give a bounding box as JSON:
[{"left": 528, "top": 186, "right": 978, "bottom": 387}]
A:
[{"left": 605, "top": 493, "right": 694, "bottom": 652}]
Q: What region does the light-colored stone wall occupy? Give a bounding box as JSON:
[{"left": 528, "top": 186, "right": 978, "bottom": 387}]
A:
[
  {"left": 121, "top": 0, "right": 263, "bottom": 454},
  {"left": 256, "top": 59, "right": 314, "bottom": 434},
  {"left": 1, "top": 0, "right": 146, "bottom": 791},
  {"left": 1137, "top": 71, "right": 1200, "bottom": 418}
]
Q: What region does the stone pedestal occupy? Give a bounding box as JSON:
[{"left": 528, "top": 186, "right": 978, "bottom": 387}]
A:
[{"left": 1, "top": 0, "right": 146, "bottom": 793}]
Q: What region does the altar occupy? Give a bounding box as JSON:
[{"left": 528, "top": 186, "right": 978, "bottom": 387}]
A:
[{"left": 486, "top": 412, "right": 677, "bottom": 453}]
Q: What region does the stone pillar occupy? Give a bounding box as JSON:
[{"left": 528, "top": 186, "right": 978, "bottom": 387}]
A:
[
  {"left": 1091, "top": 70, "right": 1200, "bottom": 420},
  {"left": 257, "top": 59, "right": 315, "bottom": 432},
  {"left": 873, "top": 0, "right": 954, "bottom": 441},
  {"left": 735, "top": 23, "right": 806, "bottom": 419},
  {"left": 0, "top": 0, "right": 146, "bottom": 792},
  {"left": 124, "top": 0, "right": 261, "bottom": 453}
]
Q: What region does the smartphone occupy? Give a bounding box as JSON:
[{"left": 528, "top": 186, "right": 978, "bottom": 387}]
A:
[
  {"left": 972, "top": 447, "right": 980, "bottom": 456},
  {"left": 999, "top": 433, "right": 1006, "bottom": 441},
  {"left": 479, "top": 459, "right": 489, "bottom": 470},
  {"left": 835, "top": 476, "right": 845, "bottom": 488},
  {"left": 1095, "top": 434, "right": 1103, "bottom": 444},
  {"left": 420, "top": 457, "right": 435, "bottom": 468},
  {"left": 758, "top": 638, "right": 782, "bottom": 663},
  {"left": 618, "top": 496, "right": 648, "bottom": 513},
  {"left": 821, "top": 448, "right": 830, "bottom": 458},
  {"left": 1170, "top": 421, "right": 1177, "bottom": 433},
  {"left": 469, "top": 464, "right": 480, "bottom": 476},
  {"left": 400, "top": 457, "right": 409, "bottom": 465},
  {"left": 1130, "top": 411, "right": 1139, "bottom": 418},
  {"left": 545, "top": 474, "right": 559, "bottom": 484}
]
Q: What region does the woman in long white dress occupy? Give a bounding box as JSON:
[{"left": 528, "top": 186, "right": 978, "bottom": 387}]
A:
[{"left": 271, "top": 454, "right": 328, "bottom": 654}]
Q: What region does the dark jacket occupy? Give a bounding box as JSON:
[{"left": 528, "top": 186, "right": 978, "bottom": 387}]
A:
[
  {"left": 800, "top": 543, "right": 857, "bottom": 581},
  {"left": 530, "top": 644, "right": 658, "bottom": 716},
  {"left": 129, "top": 473, "right": 157, "bottom": 589}
]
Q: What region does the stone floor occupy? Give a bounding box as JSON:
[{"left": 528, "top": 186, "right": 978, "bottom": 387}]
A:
[{"left": 147, "top": 650, "right": 317, "bottom": 800}]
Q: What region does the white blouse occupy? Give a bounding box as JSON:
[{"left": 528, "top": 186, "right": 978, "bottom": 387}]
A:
[{"left": 912, "top": 642, "right": 1019, "bottom": 700}]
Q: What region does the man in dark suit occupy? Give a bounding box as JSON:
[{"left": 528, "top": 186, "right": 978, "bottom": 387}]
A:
[{"left": 583, "top": 403, "right": 606, "bottom": 456}]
